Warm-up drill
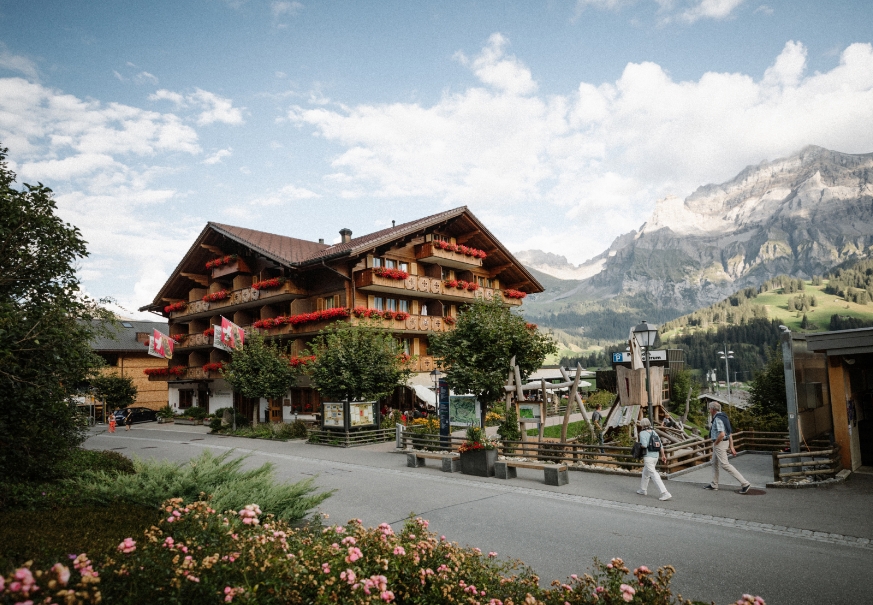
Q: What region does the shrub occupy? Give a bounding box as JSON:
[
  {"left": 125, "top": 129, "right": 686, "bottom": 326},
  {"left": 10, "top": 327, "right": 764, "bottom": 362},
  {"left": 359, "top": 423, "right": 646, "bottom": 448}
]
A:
[
  {"left": 406, "top": 417, "right": 440, "bottom": 435},
  {"left": 156, "top": 404, "right": 175, "bottom": 419},
  {"left": 182, "top": 405, "right": 209, "bottom": 420},
  {"left": 1, "top": 499, "right": 765, "bottom": 605},
  {"left": 72, "top": 450, "right": 331, "bottom": 523}
]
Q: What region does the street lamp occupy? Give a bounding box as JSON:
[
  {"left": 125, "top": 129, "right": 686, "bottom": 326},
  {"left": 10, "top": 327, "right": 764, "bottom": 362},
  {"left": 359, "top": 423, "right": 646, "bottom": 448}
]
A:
[
  {"left": 632, "top": 320, "right": 659, "bottom": 423},
  {"left": 430, "top": 369, "right": 447, "bottom": 448},
  {"left": 717, "top": 345, "right": 734, "bottom": 403}
]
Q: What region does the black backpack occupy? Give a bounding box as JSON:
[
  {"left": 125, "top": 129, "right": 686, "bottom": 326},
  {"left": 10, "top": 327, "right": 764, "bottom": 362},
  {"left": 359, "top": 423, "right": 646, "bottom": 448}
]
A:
[
  {"left": 646, "top": 430, "right": 662, "bottom": 452},
  {"left": 631, "top": 440, "right": 645, "bottom": 459}
]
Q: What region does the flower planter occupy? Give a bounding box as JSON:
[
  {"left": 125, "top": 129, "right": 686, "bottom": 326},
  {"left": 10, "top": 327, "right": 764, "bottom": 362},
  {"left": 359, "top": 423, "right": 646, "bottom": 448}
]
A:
[
  {"left": 459, "top": 449, "right": 497, "bottom": 477},
  {"left": 174, "top": 418, "right": 203, "bottom": 426},
  {"left": 157, "top": 417, "right": 174, "bottom": 424}
]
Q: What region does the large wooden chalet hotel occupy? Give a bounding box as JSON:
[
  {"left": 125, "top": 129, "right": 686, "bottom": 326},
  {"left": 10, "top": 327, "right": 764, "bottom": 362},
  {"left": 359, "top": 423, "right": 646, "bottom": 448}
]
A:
[{"left": 140, "top": 207, "right": 543, "bottom": 422}]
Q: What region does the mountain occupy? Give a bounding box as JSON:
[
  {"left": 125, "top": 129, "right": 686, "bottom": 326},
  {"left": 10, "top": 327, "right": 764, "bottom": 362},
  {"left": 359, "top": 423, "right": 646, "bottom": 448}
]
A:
[{"left": 518, "top": 146, "right": 873, "bottom": 342}]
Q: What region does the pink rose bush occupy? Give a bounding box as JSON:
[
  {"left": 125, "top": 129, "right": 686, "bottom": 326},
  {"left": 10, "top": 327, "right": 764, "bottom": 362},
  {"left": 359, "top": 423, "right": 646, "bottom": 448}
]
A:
[{"left": 0, "top": 500, "right": 767, "bottom": 605}]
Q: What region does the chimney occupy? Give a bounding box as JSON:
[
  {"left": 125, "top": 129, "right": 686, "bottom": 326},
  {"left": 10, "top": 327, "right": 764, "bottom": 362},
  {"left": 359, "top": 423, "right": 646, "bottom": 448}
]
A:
[
  {"left": 392, "top": 220, "right": 395, "bottom": 228},
  {"left": 339, "top": 228, "right": 352, "bottom": 244},
  {"left": 318, "top": 238, "right": 324, "bottom": 244}
]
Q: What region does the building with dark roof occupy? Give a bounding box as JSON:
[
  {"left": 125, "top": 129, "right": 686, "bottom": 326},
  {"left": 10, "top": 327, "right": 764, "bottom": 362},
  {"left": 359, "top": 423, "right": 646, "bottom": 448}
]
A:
[
  {"left": 139, "top": 206, "right": 543, "bottom": 422},
  {"left": 90, "top": 319, "right": 169, "bottom": 410}
]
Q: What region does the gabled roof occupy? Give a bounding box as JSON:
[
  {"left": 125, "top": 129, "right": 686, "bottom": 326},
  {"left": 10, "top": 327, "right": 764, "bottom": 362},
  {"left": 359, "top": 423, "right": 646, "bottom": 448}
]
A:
[
  {"left": 90, "top": 320, "right": 168, "bottom": 352},
  {"left": 141, "top": 206, "right": 543, "bottom": 311},
  {"left": 209, "top": 223, "right": 329, "bottom": 264}
]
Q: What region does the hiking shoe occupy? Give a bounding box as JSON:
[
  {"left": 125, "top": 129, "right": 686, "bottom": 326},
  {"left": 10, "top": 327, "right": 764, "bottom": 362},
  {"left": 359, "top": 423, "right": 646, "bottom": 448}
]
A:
[
  {"left": 636, "top": 489, "right": 647, "bottom": 496},
  {"left": 703, "top": 484, "right": 718, "bottom": 490},
  {"left": 659, "top": 492, "right": 672, "bottom": 501},
  {"left": 739, "top": 483, "right": 752, "bottom": 494}
]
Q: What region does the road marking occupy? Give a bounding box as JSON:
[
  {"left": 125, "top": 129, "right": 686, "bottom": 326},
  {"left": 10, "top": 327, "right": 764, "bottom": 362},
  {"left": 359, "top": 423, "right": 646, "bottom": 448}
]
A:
[{"left": 88, "top": 434, "right": 872, "bottom": 551}]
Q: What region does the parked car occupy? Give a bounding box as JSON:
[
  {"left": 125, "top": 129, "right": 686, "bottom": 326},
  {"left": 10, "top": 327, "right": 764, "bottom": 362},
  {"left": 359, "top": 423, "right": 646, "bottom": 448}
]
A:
[{"left": 112, "top": 407, "right": 158, "bottom": 425}]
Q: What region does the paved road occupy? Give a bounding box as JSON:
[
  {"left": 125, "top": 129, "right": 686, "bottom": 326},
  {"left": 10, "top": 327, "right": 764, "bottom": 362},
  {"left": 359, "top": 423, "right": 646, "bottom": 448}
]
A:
[{"left": 85, "top": 424, "right": 873, "bottom": 605}]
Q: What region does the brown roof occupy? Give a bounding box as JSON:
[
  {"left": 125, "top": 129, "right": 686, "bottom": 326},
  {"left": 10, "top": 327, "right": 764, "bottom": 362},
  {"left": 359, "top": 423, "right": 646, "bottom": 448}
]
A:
[{"left": 210, "top": 222, "right": 328, "bottom": 264}]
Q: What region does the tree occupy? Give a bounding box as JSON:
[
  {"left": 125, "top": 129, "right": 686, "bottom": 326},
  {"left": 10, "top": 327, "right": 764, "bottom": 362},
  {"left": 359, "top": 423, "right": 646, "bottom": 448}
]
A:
[
  {"left": 668, "top": 368, "right": 701, "bottom": 423},
  {"left": 748, "top": 346, "right": 788, "bottom": 417},
  {"left": 0, "top": 146, "right": 113, "bottom": 481},
  {"left": 90, "top": 373, "right": 137, "bottom": 411},
  {"left": 306, "top": 321, "right": 412, "bottom": 403},
  {"left": 428, "top": 299, "right": 557, "bottom": 428},
  {"left": 221, "top": 331, "right": 298, "bottom": 423}
]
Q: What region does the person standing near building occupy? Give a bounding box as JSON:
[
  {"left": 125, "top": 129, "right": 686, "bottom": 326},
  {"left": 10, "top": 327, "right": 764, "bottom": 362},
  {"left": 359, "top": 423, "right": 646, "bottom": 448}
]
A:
[
  {"left": 705, "top": 402, "right": 752, "bottom": 493},
  {"left": 591, "top": 403, "right": 604, "bottom": 450},
  {"left": 636, "top": 418, "right": 672, "bottom": 501}
]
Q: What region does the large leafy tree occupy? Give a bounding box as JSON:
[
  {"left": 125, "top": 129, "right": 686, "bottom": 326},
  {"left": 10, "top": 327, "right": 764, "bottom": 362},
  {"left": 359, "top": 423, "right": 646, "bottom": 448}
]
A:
[
  {"left": 306, "top": 321, "right": 412, "bottom": 403},
  {"left": 221, "top": 331, "right": 298, "bottom": 421},
  {"left": 89, "top": 374, "right": 138, "bottom": 411},
  {"left": 428, "top": 299, "right": 557, "bottom": 427},
  {"left": 0, "top": 146, "right": 112, "bottom": 481}
]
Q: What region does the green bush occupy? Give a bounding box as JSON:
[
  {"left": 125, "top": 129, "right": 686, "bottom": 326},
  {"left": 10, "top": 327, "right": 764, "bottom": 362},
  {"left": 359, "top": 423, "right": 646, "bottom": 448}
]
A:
[
  {"left": 182, "top": 405, "right": 209, "bottom": 420},
  {"left": 1, "top": 498, "right": 765, "bottom": 605},
  {"left": 211, "top": 406, "right": 250, "bottom": 428},
  {"left": 213, "top": 421, "right": 308, "bottom": 440},
  {"left": 156, "top": 404, "right": 175, "bottom": 419},
  {"left": 73, "top": 450, "right": 331, "bottom": 523},
  {"left": 0, "top": 504, "right": 159, "bottom": 572}
]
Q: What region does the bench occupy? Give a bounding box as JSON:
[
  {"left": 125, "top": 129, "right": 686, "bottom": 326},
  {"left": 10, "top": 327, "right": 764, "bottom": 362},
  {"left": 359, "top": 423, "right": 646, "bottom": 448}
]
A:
[
  {"left": 407, "top": 451, "right": 460, "bottom": 473},
  {"left": 495, "top": 460, "right": 569, "bottom": 486}
]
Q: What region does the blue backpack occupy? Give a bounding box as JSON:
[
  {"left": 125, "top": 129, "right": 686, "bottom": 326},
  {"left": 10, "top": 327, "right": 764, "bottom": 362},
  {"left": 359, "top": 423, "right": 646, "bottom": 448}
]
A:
[{"left": 714, "top": 412, "right": 733, "bottom": 437}]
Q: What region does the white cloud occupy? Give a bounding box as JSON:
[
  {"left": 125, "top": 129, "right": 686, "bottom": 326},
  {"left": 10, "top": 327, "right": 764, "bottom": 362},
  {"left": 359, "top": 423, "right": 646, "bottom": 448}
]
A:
[
  {"left": 203, "top": 147, "right": 233, "bottom": 164},
  {"left": 150, "top": 88, "right": 244, "bottom": 125},
  {"left": 0, "top": 47, "right": 39, "bottom": 81},
  {"left": 288, "top": 38, "right": 873, "bottom": 263},
  {"left": 134, "top": 71, "right": 159, "bottom": 85},
  {"left": 681, "top": 0, "right": 746, "bottom": 23},
  {"left": 271, "top": 1, "right": 303, "bottom": 18},
  {"left": 754, "top": 4, "right": 773, "bottom": 15}
]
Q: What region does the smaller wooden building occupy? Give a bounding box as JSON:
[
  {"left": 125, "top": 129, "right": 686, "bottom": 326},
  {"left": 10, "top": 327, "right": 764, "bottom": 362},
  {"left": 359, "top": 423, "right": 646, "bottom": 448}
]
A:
[{"left": 806, "top": 327, "right": 873, "bottom": 471}]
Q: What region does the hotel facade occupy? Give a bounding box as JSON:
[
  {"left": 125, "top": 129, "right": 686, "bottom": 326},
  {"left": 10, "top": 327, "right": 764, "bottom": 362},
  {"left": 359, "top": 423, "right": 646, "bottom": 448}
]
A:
[{"left": 140, "top": 207, "right": 543, "bottom": 422}]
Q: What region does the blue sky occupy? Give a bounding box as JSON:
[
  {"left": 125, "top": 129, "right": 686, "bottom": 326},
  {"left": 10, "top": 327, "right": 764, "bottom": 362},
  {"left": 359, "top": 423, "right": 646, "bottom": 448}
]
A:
[{"left": 1, "top": 1, "right": 872, "bottom": 317}]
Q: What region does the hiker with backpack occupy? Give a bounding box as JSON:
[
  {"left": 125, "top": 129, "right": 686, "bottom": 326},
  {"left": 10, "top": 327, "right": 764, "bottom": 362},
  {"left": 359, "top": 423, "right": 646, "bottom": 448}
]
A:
[
  {"left": 635, "top": 417, "right": 672, "bottom": 501},
  {"left": 705, "top": 402, "right": 752, "bottom": 494}
]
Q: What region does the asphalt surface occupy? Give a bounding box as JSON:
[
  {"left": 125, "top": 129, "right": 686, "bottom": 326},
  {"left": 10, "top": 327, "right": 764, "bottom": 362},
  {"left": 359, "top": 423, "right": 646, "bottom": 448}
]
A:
[{"left": 85, "top": 423, "right": 873, "bottom": 605}]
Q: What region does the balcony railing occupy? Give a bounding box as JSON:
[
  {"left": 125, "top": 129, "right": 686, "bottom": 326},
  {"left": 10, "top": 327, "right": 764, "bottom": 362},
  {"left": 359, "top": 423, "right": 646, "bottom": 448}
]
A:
[
  {"left": 146, "top": 366, "right": 223, "bottom": 382},
  {"left": 169, "top": 281, "right": 307, "bottom": 319},
  {"left": 252, "top": 313, "right": 456, "bottom": 337},
  {"left": 415, "top": 242, "right": 483, "bottom": 269}
]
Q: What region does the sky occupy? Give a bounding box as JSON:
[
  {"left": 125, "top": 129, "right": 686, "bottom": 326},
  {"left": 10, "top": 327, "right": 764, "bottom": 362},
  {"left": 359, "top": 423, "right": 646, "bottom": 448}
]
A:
[{"left": 1, "top": 0, "right": 872, "bottom": 318}]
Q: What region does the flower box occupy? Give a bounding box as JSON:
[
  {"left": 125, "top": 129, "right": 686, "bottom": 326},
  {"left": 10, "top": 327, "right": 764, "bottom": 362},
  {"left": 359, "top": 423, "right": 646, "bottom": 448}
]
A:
[
  {"left": 174, "top": 418, "right": 203, "bottom": 426},
  {"left": 415, "top": 242, "right": 484, "bottom": 269},
  {"left": 157, "top": 417, "right": 174, "bottom": 424},
  {"left": 459, "top": 449, "right": 497, "bottom": 477},
  {"left": 211, "top": 257, "right": 251, "bottom": 279}
]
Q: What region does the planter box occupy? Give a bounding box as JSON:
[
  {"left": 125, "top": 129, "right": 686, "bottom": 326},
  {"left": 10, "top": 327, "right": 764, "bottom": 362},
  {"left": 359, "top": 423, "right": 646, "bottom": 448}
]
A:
[
  {"left": 157, "top": 417, "right": 174, "bottom": 424},
  {"left": 174, "top": 418, "right": 203, "bottom": 426},
  {"left": 459, "top": 448, "right": 497, "bottom": 477}
]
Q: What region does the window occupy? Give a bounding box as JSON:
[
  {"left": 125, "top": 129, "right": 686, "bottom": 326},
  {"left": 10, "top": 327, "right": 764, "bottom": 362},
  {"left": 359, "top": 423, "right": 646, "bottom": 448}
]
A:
[
  {"left": 385, "top": 298, "right": 397, "bottom": 311},
  {"left": 372, "top": 257, "right": 383, "bottom": 268},
  {"left": 179, "top": 389, "right": 194, "bottom": 410},
  {"left": 441, "top": 267, "right": 451, "bottom": 280},
  {"left": 398, "top": 261, "right": 409, "bottom": 272},
  {"left": 434, "top": 234, "right": 448, "bottom": 242},
  {"left": 385, "top": 258, "right": 397, "bottom": 269},
  {"left": 477, "top": 276, "right": 493, "bottom": 288},
  {"left": 398, "top": 299, "right": 409, "bottom": 313},
  {"left": 318, "top": 295, "right": 341, "bottom": 310},
  {"left": 398, "top": 339, "right": 411, "bottom": 355},
  {"left": 373, "top": 296, "right": 384, "bottom": 310}
]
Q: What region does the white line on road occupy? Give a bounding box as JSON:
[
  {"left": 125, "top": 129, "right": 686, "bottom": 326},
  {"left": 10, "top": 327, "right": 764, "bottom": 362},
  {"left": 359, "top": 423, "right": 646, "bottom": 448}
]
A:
[{"left": 89, "top": 434, "right": 872, "bottom": 551}]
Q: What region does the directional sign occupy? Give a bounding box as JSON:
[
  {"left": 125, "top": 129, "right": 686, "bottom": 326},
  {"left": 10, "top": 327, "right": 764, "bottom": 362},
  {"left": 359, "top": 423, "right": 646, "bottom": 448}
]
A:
[{"left": 612, "top": 350, "right": 667, "bottom": 363}]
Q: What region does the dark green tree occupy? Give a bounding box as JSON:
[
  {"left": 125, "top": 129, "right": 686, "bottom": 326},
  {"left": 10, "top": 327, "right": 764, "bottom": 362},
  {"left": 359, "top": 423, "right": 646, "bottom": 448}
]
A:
[
  {"left": 0, "top": 147, "right": 112, "bottom": 481},
  {"left": 89, "top": 373, "right": 137, "bottom": 411},
  {"left": 748, "top": 346, "right": 788, "bottom": 417},
  {"left": 428, "top": 299, "right": 557, "bottom": 427},
  {"left": 306, "top": 321, "right": 412, "bottom": 403},
  {"left": 221, "top": 331, "right": 298, "bottom": 423}
]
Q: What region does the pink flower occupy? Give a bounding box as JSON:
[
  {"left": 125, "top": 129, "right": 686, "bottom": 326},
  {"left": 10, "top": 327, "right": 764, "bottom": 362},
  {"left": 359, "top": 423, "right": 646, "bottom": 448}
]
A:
[
  {"left": 488, "top": 551, "right": 498, "bottom": 558},
  {"left": 342, "top": 536, "right": 357, "bottom": 545},
  {"left": 346, "top": 546, "right": 363, "bottom": 563},
  {"left": 635, "top": 565, "right": 650, "bottom": 574},
  {"left": 620, "top": 583, "right": 636, "bottom": 602},
  {"left": 117, "top": 537, "right": 137, "bottom": 554},
  {"left": 341, "top": 569, "right": 357, "bottom": 584},
  {"left": 322, "top": 562, "right": 331, "bottom": 574},
  {"left": 51, "top": 563, "right": 71, "bottom": 586},
  {"left": 393, "top": 546, "right": 406, "bottom": 556},
  {"left": 381, "top": 590, "right": 395, "bottom": 602}
]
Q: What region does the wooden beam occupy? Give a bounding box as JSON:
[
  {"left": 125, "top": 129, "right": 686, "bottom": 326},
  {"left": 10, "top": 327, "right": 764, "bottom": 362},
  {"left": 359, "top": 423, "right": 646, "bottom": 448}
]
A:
[
  {"left": 505, "top": 282, "right": 529, "bottom": 290},
  {"left": 200, "top": 244, "right": 224, "bottom": 254},
  {"left": 455, "top": 230, "right": 481, "bottom": 244},
  {"left": 161, "top": 297, "right": 185, "bottom": 303},
  {"left": 180, "top": 272, "right": 209, "bottom": 286},
  {"left": 489, "top": 263, "right": 514, "bottom": 275}
]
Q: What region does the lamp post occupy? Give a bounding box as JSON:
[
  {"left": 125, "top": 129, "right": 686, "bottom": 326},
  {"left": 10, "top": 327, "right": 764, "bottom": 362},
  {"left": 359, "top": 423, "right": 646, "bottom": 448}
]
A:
[
  {"left": 430, "top": 369, "right": 448, "bottom": 449},
  {"left": 632, "top": 320, "right": 659, "bottom": 424},
  {"left": 718, "top": 345, "right": 734, "bottom": 403}
]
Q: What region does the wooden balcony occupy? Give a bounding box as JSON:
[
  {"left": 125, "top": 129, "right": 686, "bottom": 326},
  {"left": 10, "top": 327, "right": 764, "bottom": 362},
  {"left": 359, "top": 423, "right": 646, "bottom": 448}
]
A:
[
  {"left": 253, "top": 313, "right": 456, "bottom": 337},
  {"left": 409, "top": 355, "right": 436, "bottom": 372},
  {"left": 353, "top": 268, "right": 520, "bottom": 306},
  {"left": 415, "top": 242, "right": 483, "bottom": 269},
  {"left": 211, "top": 257, "right": 251, "bottom": 279},
  {"left": 147, "top": 366, "right": 223, "bottom": 381},
  {"left": 174, "top": 333, "right": 213, "bottom": 350},
  {"left": 169, "top": 281, "right": 307, "bottom": 320}
]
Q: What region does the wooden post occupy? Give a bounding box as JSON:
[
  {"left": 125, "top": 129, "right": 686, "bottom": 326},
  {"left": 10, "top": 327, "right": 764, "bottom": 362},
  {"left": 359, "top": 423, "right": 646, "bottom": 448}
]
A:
[
  {"left": 772, "top": 451, "right": 781, "bottom": 482},
  {"left": 560, "top": 365, "right": 582, "bottom": 443},
  {"left": 560, "top": 364, "right": 594, "bottom": 439},
  {"left": 514, "top": 364, "right": 525, "bottom": 402}
]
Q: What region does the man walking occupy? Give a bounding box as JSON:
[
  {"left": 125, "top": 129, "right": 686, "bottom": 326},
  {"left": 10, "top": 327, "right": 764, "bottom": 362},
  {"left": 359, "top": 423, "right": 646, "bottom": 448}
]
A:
[
  {"left": 705, "top": 402, "right": 751, "bottom": 494},
  {"left": 636, "top": 418, "right": 672, "bottom": 501}
]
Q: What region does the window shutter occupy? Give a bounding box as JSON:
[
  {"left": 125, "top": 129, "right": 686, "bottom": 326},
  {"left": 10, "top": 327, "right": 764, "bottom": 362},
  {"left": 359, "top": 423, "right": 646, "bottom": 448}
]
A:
[
  {"left": 334, "top": 294, "right": 340, "bottom": 308},
  {"left": 317, "top": 298, "right": 324, "bottom": 311},
  {"left": 367, "top": 294, "right": 375, "bottom": 308}
]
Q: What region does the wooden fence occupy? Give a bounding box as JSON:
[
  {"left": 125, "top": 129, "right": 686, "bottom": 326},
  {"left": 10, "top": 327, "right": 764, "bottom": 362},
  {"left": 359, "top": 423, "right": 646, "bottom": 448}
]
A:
[
  {"left": 399, "top": 428, "right": 791, "bottom": 474},
  {"left": 772, "top": 445, "right": 842, "bottom": 482},
  {"left": 307, "top": 426, "right": 396, "bottom": 447}
]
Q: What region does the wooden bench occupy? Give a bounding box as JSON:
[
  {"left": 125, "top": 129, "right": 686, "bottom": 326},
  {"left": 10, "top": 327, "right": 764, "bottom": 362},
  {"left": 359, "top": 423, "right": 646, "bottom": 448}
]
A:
[
  {"left": 495, "top": 460, "right": 569, "bottom": 486},
  {"left": 407, "top": 451, "right": 460, "bottom": 473}
]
